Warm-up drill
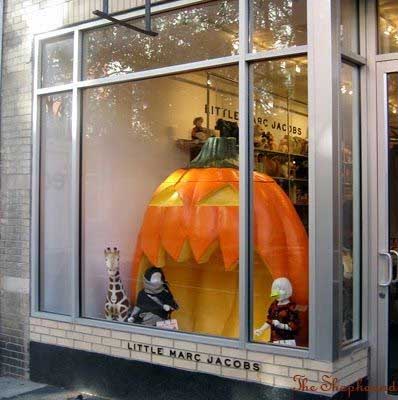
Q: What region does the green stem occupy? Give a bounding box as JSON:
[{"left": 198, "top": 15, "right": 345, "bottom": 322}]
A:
[{"left": 190, "top": 137, "right": 239, "bottom": 169}]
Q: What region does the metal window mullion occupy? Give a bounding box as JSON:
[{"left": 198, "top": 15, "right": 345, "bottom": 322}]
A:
[
  {"left": 244, "top": 45, "right": 308, "bottom": 62},
  {"left": 31, "top": 36, "right": 41, "bottom": 314},
  {"left": 364, "top": 0, "right": 378, "bottom": 390},
  {"left": 238, "top": 0, "right": 249, "bottom": 348},
  {"left": 70, "top": 29, "right": 82, "bottom": 319},
  {"left": 358, "top": 0, "right": 373, "bottom": 347},
  {"left": 358, "top": 0, "right": 367, "bottom": 59},
  {"left": 37, "top": 83, "right": 75, "bottom": 95},
  {"left": 351, "top": 64, "right": 361, "bottom": 343},
  {"left": 341, "top": 51, "right": 367, "bottom": 66},
  {"left": 77, "top": 56, "right": 240, "bottom": 88},
  {"left": 307, "top": 0, "right": 341, "bottom": 361}
]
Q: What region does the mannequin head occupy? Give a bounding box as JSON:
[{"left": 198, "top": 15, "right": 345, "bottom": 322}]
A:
[
  {"left": 271, "top": 277, "right": 293, "bottom": 304},
  {"left": 193, "top": 117, "right": 204, "bottom": 129},
  {"left": 143, "top": 266, "right": 166, "bottom": 294}
]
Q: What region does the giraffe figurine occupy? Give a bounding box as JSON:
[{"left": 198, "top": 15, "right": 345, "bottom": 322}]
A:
[{"left": 104, "top": 247, "right": 131, "bottom": 322}]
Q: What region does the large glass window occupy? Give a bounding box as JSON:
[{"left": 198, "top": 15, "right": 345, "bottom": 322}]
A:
[
  {"left": 378, "top": 0, "right": 398, "bottom": 54},
  {"left": 41, "top": 35, "right": 73, "bottom": 88},
  {"left": 34, "top": 0, "right": 337, "bottom": 350},
  {"left": 387, "top": 72, "right": 398, "bottom": 392},
  {"left": 250, "top": 0, "right": 307, "bottom": 53},
  {"left": 83, "top": 0, "right": 239, "bottom": 80},
  {"left": 81, "top": 66, "right": 240, "bottom": 338},
  {"left": 251, "top": 57, "right": 309, "bottom": 348},
  {"left": 340, "top": 0, "right": 359, "bottom": 54},
  {"left": 39, "top": 92, "right": 72, "bottom": 314},
  {"left": 340, "top": 63, "right": 361, "bottom": 344}
]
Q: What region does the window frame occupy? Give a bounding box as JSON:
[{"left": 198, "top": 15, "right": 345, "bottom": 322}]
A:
[
  {"left": 31, "top": 0, "right": 368, "bottom": 361},
  {"left": 339, "top": 0, "right": 368, "bottom": 356}
]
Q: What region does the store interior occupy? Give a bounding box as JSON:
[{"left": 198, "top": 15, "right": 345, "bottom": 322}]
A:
[
  {"left": 81, "top": 58, "right": 309, "bottom": 345},
  {"left": 379, "top": 0, "right": 398, "bottom": 54}
]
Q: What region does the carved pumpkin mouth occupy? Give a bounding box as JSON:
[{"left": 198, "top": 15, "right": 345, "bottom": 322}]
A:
[{"left": 134, "top": 166, "right": 286, "bottom": 270}]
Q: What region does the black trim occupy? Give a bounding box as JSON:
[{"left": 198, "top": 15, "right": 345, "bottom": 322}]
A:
[{"left": 30, "top": 342, "right": 367, "bottom": 400}]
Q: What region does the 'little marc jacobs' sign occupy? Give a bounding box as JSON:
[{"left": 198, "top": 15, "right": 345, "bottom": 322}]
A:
[{"left": 128, "top": 342, "right": 261, "bottom": 372}]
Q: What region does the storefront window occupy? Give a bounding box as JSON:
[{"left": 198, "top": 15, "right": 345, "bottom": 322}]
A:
[
  {"left": 340, "top": 63, "right": 361, "bottom": 344},
  {"left": 378, "top": 0, "right": 398, "bottom": 54},
  {"left": 35, "top": 0, "right": 326, "bottom": 348},
  {"left": 251, "top": 57, "right": 309, "bottom": 348},
  {"left": 81, "top": 66, "right": 240, "bottom": 338},
  {"left": 39, "top": 92, "right": 72, "bottom": 314},
  {"left": 41, "top": 35, "right": 73, "bottom": 88},
  {"left": 83, "top": 0, "right": 239, "bottom": 80},
  {"left": 340, "top": 0, "right": 359, "bottom": 54},
  {"left": 250, "top": 0, "right": 307, "bottom": 53}
]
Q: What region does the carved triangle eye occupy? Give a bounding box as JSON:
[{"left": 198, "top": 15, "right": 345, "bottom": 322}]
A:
[
  {"left": 197, "top": 185, "right": 239, "bottom": 206},
  {"left": 149, "top": 185, "right": 183, "bottom": 206}
]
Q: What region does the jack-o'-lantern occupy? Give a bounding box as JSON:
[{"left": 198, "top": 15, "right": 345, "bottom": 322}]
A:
[{"left": 131, "top": 137, "right": 308, "bottom": 344}]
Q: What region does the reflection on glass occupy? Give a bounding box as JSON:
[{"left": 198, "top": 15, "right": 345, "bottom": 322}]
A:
[
  {"left": 378, "top": 0, "right": 398, "bottom": 54},
  {"left": 83, "top": 1, "right": 239, "bottom": 80},
  {"left": 340, "top": 0, "right": 359, "bottom": 53},
  {"left": 387, "top": 73, "right": 398, "bottom": 392},
  {"left": 251, "top": 57, "right": 309, "bottom": 348},
  {"left": 250, "top": 0, "right": 307, "bottom": 53},
  {"left": 109, "top": 0, "right": 162, "bottom": 13},
  {"left": 340, "top": 63, "right": 361, "bottom": 344},
  {"left": 41, "top": 36, "right": 73, "bottom": 88},
  {"left": 81, "top": 66, "right": 240, "bottom": 338},
  {"left": 40, "top": 92, "right": 72, "bottom": 314}
]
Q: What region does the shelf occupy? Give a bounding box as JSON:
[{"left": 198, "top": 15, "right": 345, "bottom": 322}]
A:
[
  {"left": 175, "top": 139, "right": 205, "bottom": 151},
  {"left": 272, "top": 176, "right": 308, "bottom": 182},
  {"left": 176, "top": 141, "right": 309, "bottom": 159},
  {"left": 254, "top": 148, "right": 308, "bottom": 158}
]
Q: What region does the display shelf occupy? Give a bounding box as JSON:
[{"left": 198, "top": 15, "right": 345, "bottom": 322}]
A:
[
  {"left": 254, "top": 148, "right": 308, "bottom": 158},
  {"left": 273, "top": 176, "right": 308, "bottom": 182},
  {"left": 175, "top": 138, "right": 205, "bottom": 151}
]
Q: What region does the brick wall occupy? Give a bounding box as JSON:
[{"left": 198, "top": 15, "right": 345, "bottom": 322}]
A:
[
  {"left": 30, "top": 317, "right": 368, "bottom": 395},
  {"left": 0, "top": 0, "right": 153, "bottom": 378}
]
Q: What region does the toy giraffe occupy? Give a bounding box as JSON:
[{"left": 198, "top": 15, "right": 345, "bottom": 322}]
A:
[{"left": 104, "top": 247, "right": 131, "bottom": 322}]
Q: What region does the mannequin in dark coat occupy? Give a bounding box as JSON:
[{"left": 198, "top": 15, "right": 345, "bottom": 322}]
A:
[{"left": 128, "top": 267, "right": 179, "bottom": 326}]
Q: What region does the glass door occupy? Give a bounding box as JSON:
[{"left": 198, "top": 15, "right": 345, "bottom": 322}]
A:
[{"left": 377, "top": 61, "right": 398, "bottom": 399}]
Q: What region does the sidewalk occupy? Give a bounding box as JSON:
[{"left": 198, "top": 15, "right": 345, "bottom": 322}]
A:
[{"left": 0, "top": 377, "right": 108, "bottom": 400}]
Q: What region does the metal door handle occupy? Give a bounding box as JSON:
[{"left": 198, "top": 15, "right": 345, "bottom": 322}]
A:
[
  {"left": 391, "top": 250, "right": 398, "bottom": 283},
  {"left": 379, "top": 252, "right": 393, "bottom": 287}
]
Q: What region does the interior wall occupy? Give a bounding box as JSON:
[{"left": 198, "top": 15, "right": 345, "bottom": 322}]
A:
[
  {"left": 81, "top": 71, "right": 240, "bottom": 318},
  {"left": 81, "top": 68, "right": 308, "bottom": 320}
]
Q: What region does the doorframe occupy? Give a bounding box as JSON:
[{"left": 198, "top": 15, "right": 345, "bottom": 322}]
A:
[{"left": 369, "top": 59, "right": 398, "bottom": 400}]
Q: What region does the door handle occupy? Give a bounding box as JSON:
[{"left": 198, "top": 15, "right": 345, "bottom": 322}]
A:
[
  {"left": 390, "top": 250, "right": 398, "bottom": 283},
  {"left": 379, "top": 252, "right": 393, "bottom": 287}
]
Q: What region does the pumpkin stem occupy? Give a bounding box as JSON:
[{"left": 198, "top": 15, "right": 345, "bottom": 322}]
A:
[{"left": 190, "top": 137, "right": 238, "bottom": 168}]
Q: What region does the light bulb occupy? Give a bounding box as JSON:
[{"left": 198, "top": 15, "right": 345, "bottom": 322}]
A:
[{"left": 384, "top": 25, "right": 394, "bottom": 36}]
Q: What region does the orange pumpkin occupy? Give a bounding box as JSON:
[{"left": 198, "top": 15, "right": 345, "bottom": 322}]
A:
[{"left": 131, "top": 137, "right": 308, "bottom": 344}]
